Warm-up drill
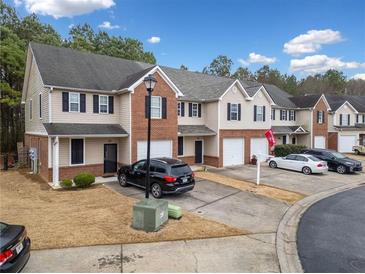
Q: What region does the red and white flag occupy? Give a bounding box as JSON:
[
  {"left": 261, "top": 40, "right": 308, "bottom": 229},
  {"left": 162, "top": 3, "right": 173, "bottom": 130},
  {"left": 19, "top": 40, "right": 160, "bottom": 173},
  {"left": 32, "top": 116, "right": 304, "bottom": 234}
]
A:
[{"left": 265, "top": 129, "right": 276, "bottom": 148}]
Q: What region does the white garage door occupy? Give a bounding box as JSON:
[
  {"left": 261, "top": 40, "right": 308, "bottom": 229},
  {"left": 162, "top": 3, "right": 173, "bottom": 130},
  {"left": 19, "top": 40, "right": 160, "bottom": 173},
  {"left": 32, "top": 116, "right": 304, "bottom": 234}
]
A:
[
  {"left": 250, "top": 138, "right": 268, "bottom": 158},
  {"left": 314, "top": 136, "right": 326, "bottom": 149},
  {"left": 338, "top": 135, "right": 357, "bottom": 153},
  {"left": 137, "top": 140, "right": 172, "bottom": 160},
  {"left": 223, "top": 138, "right": 244, "bottom": 166}
]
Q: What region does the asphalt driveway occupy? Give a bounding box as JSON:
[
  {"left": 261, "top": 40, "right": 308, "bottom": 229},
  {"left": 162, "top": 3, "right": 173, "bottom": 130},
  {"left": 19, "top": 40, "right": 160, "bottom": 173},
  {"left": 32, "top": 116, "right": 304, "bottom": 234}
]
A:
[{"left": 210, "top": 164, "right": 365, "bottom": 195}]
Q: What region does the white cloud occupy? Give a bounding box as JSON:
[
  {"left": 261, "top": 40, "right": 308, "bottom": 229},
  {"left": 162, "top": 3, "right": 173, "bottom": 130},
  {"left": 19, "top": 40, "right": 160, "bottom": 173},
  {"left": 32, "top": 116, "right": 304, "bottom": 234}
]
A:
[
  {"left": 283, "top": 29, "right": 343, "bottom": 56},
  {"left": 147, "top": 36, "right": 161, "bottom": 44},
  {"left": 14, "top": 0, "right": 22, "bottom": 7},
  {"left": 238, "top": 52, "right": 276, "bottom": 66},
  {"left": 352, "top": 73, "right": 365, "bottom": 80},
  {"left": 68, "top": 24, "right": 74, "bottom": 29},
  {"left": 20, "top": 0, "right": 115, "bottom": 19},
  {"left": 289, "top": 55, "right": 365, "bottom": 74},
  {"left": 98, "top": 21, "right": 119, "bottom": 29}
]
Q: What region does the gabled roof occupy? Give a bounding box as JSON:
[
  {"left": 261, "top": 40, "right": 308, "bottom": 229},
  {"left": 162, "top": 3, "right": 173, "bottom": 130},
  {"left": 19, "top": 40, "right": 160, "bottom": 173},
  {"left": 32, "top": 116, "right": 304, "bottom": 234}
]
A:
[
  {"left": 272, "top": 126, "right": 309, "bottom": 134},
  {"left": 326, "top": 94, "right": 365, "bottom": 113},
  {"left": 178, "top": 125, "right": 216, "bottom": 136},
  {"left": 43, "top": 123, "right": 128, "bottom": 136},
  {"left": 263, "top": 84, "right": 297, "bottom": 108}
]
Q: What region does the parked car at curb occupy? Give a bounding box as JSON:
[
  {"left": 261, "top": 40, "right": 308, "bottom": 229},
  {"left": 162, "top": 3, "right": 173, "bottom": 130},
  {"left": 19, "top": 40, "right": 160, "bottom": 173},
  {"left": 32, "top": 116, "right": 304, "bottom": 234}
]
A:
[
  {"left": 302, "top": 148, "right": 363, "bottom": 174},
  {"left": 0, "top": 222, "right": 31, "bottom": 273},
  {"left": 269, "top": 154, "right": 328, "bottom": 175},
  {"left": 117, "top": 158, "right": 195, "bottom": 198}
]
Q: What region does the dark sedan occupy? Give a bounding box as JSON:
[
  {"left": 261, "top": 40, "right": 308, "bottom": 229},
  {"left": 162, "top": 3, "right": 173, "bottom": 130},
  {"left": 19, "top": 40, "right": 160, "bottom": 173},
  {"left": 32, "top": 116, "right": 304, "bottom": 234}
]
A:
[
  {"left": 117, "top": 158, "right": 195, "bottom": 198},
  {"left": 0, "top": 222, "right": 31, "bottom": 273}
]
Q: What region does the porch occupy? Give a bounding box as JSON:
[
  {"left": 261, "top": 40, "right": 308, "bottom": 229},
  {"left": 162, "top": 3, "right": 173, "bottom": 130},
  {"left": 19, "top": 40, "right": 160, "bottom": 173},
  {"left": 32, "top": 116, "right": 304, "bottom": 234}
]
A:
[{"left": 272, "top": 126, "right": 310, "bottom": 146}]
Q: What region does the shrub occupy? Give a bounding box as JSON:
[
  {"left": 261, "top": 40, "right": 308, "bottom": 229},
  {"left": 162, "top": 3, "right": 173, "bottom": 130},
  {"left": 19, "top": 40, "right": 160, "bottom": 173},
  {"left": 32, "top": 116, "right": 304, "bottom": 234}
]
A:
[
  {"left": 60, "top": 179, "right": 73, "bottom": 189},
  {"left": 73, "top": 172, "right": 95, "bottom": 188},
  {"left": 274, "top": 144, "right": 307, "bottom": 157}
]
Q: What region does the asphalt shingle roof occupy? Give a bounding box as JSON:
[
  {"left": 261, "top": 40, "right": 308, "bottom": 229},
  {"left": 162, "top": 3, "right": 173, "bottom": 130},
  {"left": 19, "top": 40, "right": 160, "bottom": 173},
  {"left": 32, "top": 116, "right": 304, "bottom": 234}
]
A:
[
  {"left": 326, "top": 94, "right": 365, "bottom": 112},
  {"left": 43, "top": 123, "right": 127, "bottom": 136},
  {"left": 178, "top": 125, "right": 216, "bottom": 136},
  {"left": 263, "top": 84, "right": 297, "bottom": 108},
  {"left": 289, "top": 94, "right": 322, "bottom": 108},
  {"left": 272, "top": 126, "right": 309, "bottom": 134}
]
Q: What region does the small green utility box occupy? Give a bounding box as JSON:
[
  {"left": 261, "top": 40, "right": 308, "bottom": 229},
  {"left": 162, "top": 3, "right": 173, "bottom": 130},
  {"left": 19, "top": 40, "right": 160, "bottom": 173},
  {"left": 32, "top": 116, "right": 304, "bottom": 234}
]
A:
[
  {"left": 168, "top": 204, "right": 183, "bottom": 219},
  {"left": 132, "top": 198, "right": 168, "bottom": 232}
]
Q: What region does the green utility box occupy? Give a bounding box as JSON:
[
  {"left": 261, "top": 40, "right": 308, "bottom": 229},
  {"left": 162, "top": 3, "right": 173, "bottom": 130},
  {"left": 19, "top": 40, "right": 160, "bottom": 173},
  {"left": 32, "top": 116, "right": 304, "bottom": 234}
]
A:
[
  {"left": 168, "top": 204, "right": 183, "bottom": 219},
  {"left": 132, "top": 198, "right": 168, "bottom": 232}
]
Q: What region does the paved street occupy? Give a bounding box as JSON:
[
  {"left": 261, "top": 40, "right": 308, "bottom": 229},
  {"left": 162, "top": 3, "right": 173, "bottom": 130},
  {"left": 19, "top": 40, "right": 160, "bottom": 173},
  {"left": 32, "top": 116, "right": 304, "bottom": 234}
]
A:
[{"left": 297, "top": 186, "right": 365, "bottom": 272}]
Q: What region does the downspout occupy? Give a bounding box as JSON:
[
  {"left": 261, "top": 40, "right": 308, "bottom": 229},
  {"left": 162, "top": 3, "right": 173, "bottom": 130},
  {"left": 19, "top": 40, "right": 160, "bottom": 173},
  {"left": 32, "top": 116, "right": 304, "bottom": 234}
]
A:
[{"left": 49, "top": 87, "right": 53, "bottom": 123}]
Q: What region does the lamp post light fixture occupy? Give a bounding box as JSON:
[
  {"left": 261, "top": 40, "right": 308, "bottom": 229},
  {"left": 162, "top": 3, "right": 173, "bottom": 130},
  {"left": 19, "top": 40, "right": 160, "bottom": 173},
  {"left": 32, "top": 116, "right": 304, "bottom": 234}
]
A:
[{"left": 143, "top": 74, "right": 157, "bottom": 199}]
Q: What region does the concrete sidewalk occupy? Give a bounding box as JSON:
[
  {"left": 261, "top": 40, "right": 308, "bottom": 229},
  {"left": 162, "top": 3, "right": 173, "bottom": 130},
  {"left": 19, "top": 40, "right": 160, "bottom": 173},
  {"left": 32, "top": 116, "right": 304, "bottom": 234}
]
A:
[{"left": 23, "top": 234, "right": 279, "bottom": 273}]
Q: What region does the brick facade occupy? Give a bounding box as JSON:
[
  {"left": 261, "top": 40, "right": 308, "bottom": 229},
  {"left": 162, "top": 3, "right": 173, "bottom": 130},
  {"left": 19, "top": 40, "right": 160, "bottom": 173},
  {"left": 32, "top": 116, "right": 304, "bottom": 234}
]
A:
[
  {"left": 24, "top": 134, "right": 49, "bottom": 183},
  {"left": 312, "top": 98, "right": 329, "bottom": 148},
  {"left": 48, "top": 163, "right": 104, "bottom": 181},
  {"left": 131, "top": 72, "right": 178, "bottom": 163},
  {"left": 328, "top": 132, "right": 338, "bottom": 150},
  {"left": 219, "top": 129, "right": 269, "bottom": 167},
  {"left": 178, "top": 156, "right": 195, "bottom": 165}
]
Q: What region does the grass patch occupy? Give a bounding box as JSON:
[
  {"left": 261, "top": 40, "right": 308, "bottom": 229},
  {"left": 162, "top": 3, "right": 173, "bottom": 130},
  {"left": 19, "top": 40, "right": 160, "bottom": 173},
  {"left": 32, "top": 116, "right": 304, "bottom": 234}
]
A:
[
  {"left": 0, "top": 170, "right": 246, "bottom": 250},
  {"left": 195, "top": 171, "right": 305, "bottom": 204}
]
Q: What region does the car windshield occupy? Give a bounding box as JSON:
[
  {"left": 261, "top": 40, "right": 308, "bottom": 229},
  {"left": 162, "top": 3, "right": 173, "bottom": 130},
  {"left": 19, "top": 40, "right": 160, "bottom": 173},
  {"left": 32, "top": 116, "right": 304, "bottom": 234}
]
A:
[
  {"left": 308, "top": 156, "right": 320, "bottom": 161},
  {"left": 331, "top": 152, "right": 346, "bottom": 159},
  {"left": 0, "top": 223, "right": 8, "bottom": 233},
  {"left": 171, "top": 164, "right": 191, "bottom": 177}
]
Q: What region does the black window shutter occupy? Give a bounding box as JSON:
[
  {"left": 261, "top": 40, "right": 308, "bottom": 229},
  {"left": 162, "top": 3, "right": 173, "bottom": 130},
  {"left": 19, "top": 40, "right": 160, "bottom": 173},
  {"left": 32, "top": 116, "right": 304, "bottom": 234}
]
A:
[
  {"left": 189, "top": 103, "right": 193, "bottom": 117},
  {"left": 108, "top": 96, "right": 114, "bottom": 114},
  {"left": 322, "top": 111, "right": 325, "bottom": 123},
  {"left": 280, "top": 110, "right": 283, "bottom": 121},
  {"left": 317, "top": 111, "right": 320, "bottom": 123},
  {"left": 80, "top": 94, "right": 86, "bottom": 113},
  {"left": 62, "top": 92, "right": 69, "bottom": 112},
  {"left": 145, "top": 96, "right": 149, "bottom": 118},
  {"left": 227, "top": 103, "right": 231, "bottom": 120},
  {"left": 294, "top": 111, "right": 296, "bottom": 121},
  {"left": 348, "top": 114, "right": 350, "bottom": 125},
  {"left": 178, "top": 137, "right": 184, "bottom": 156},
  {"left": 263, "top": 106, "right": 266, "bottom": 122},
  {"left": 340, "top": 114, "right": 343, "bottom": 125},
  {"left": 198, "top": 104, "right": 201, "bottom": 117},
  {"left": 181, "top": 102, "right": 185, "bottom": 117},
  {"left": 93, "top": 95, "right": 99, "bottom": 113},
  {"left": 356, "top": 114, "right": 359, "bottom": 123},
  {"left": 39, "top": 94, "right": 42, "bottom": 118},
  {"left": 285, "top": 110, "right": 288, "bottom": 120},
  {"left": 162, "top": 97, "right": 167, "bottom": 119},
  {"left": 238, "top": 104, "right": 241, "bottom": 121},
  {"left": 254, "top": 105, "right": 257, "bottom": 121},
  {"left": 363, "top": 115, "right": 365, "bottom": 123}
]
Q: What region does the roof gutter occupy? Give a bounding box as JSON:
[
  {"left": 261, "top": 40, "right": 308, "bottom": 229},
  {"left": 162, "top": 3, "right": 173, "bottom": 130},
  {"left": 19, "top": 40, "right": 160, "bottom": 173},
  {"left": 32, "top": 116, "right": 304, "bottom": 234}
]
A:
[{"left": 44, "top": 85, "right": 115, "bottom": 94}]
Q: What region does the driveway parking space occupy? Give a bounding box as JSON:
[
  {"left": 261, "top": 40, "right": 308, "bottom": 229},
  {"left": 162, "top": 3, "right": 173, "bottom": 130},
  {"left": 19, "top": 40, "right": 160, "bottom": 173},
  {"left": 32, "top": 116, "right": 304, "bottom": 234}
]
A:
[
  {"left": 210, "top": 165, "right": 364, "bottom": 196},
  {"left": 104, "top": 178, "right": 289, "bottom": 234}
]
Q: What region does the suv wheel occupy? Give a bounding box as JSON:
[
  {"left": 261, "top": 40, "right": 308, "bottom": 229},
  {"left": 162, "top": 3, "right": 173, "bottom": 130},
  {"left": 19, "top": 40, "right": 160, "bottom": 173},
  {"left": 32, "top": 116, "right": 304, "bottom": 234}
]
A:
[
  {"left": 337, "top": 165, "right": 346, "bottom": 174},
  {"left": 302, "top": 166, "right": 312, "bottom": 175},
  {"left": 269, "top": 161, "right": 277, "bottom": 168},
  {"left": 151, "top": 183, "right": 162, "bottom": 199},
  {"left": 118, "top": 174, "right": 128, "bottom": 187}
]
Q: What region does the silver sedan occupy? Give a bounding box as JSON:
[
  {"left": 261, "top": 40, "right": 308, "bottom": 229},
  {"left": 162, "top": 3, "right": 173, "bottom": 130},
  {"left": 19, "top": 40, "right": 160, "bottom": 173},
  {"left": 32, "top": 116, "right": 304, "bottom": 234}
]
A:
[{"left": 268, "top": 154, "right": 328, "bottom": 175}]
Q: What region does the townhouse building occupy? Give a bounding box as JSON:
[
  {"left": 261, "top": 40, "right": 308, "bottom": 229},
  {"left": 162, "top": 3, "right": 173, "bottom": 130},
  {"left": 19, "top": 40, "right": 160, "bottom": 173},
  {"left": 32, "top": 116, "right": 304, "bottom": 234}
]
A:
[{"left": 22, "top": 42, "right": 365, "bottom": 184}]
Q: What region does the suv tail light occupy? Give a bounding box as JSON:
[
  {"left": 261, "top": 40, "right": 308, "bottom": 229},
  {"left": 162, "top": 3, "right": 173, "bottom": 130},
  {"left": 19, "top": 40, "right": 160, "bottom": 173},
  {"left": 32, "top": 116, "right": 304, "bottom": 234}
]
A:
[
  {"left": 163, "top": 176, "right": 177, "bottom": 183},
  {"left": 192, "top": 172, "right": 195, "bottom": 178},
  {"left": 0, "top": 250, "right": 13, "bottom": 266}
]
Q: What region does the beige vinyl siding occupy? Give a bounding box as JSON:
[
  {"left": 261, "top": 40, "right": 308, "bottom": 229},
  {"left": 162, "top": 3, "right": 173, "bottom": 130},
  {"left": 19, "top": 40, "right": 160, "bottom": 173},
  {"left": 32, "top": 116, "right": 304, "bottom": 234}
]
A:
[
  {"left": 220, "top": 85, "right": 271, "bottom": 130},
  {"left": 119, "top": 137, "right": 129, "bottom": 164},
  {"left": 178, "top": 101, "right": 205, "bottom": 125},
  {"left": 59, "top": 138, "right": 69, "bottom": 167},
  {"left": 24, "top": 55, "right": 48, "bottom": 134},
  {"left": 204, "top": 102, "right": 219, "bottom": 156},
  {"left": 119, "top": 93, "right": 130, "bottom": 133},
  {"left": 335, "top": 103, "right": 357, "bottom": 127},
  {"left": 52, "top": 90, "right": 120, "bottom": 124}
]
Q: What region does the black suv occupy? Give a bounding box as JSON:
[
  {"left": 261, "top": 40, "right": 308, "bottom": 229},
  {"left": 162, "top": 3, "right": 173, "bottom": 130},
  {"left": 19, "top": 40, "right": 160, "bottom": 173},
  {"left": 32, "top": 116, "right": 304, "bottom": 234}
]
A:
[
  {"left": 117, "top": 158, "right": 195, "bottom": 198},
  {"left": 302, "top": 148, "right": 362, "bottom": 174}
]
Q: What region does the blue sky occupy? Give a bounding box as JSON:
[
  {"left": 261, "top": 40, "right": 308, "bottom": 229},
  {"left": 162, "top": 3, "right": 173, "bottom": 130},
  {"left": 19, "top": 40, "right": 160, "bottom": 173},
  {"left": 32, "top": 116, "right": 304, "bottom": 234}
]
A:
[{"left": 7, "top": 0, "right": 365, "bottom": 80}]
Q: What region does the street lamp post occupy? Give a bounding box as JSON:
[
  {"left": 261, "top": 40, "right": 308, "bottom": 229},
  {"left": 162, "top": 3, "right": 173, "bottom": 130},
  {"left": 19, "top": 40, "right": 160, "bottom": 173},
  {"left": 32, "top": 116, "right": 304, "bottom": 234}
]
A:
[{"left": 143, "top": 74, "right": 157, "bottom": 199}]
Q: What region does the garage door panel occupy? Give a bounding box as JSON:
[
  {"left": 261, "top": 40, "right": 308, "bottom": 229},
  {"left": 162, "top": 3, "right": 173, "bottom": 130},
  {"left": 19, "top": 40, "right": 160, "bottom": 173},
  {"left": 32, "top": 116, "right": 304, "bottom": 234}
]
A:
[
  {"left": 338, "top": 135, "right": 356, "bottom": 153},
  {"left": 223, "top": 138, "right": 244, "bottom": 166},
  {"left": 137, "top": 140, "right": 172, "bottom": 160},
  {"left": 250, "top": 138, "right": 268, "bottom": 158},
  {"left": 314, "top": 136, "right": 326, "bottom": 149}
]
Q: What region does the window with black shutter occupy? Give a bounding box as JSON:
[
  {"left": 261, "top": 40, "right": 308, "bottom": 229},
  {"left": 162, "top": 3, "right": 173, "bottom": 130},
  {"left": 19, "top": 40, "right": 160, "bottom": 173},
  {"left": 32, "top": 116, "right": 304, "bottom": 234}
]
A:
[
  {"left": 227, "top": 103, "right": 231, "bottom": 120},
  {"left": 39, "top": 94, "right": 42, "bottom": 118},
  {"left": 253, "top": 105, "right": 257, "bottom": 121},
  {"left": 71, "top": 139, "right": 84, "bottom": 165},
  {"left": 189, "top": 103, "right": 193, "bottom": 117},
  {"left": 178, "top": 136, "right": 184, "bottom": 156}
]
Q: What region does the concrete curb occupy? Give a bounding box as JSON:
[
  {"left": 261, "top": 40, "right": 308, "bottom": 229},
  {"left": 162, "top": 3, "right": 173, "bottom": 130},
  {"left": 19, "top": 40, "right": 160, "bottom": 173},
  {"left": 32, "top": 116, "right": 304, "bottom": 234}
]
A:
[{"left": 276, "top": 182, "right": 364, "bottom": 273}]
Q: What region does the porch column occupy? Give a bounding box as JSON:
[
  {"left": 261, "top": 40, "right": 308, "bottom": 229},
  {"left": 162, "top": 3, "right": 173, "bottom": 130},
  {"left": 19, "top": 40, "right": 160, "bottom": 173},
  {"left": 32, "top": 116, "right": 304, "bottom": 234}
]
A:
[
  {"left": 286, "top": 134, "right": 290, "bottom": 144},
  {"left": 52, "top": 136, "right": 59, "bottom": 186}
]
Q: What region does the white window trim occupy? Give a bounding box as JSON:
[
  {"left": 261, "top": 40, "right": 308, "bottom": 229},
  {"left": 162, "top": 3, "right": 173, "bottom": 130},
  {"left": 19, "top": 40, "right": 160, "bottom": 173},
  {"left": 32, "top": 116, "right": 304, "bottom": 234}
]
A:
[
  {"left": 39, "top": 93, "right": 42, "bottom": 120},
  {"left": 230, "top": 103, "right": 239, "bottom": 121},
  {"left": 69, "top": 92, "right": 80, "bottom": 113},
  {"left": 29, "top": 99, "right": 33, "bottom": 121},
  {"left": 151, "top": 96, "right": 162, "bottom": 119},
  {"left": 177, "top": 102, "right": 181, "bottom": 117},
  {"left": 69, "top": 138, "right": 85, "bottom": 166},
  {"left": 99, "top": 95, "right": 109, "bottom": 114},
  {"left": 289, "top": 110, "right": 295, "bottom": 121},
  {"left": 256, "top": 105, "right": 264, "bottom": 122},
  {"left": 192, "top": 103, "right": 198, "bottom": 117},
  {"left": 318, "top": 111, "right": 324, "bottom": 124}
]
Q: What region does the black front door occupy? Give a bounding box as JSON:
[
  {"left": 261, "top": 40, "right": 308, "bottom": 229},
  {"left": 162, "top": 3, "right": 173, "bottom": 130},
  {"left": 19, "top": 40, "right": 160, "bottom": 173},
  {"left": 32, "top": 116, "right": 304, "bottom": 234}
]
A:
[
  {"left": 104, "top": 144, "right": 117, "bottom": 173},
  {"left": 195, "top": 140, "right": 203, "bottom": 164}
]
